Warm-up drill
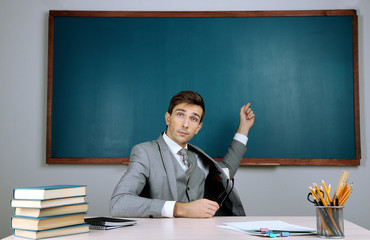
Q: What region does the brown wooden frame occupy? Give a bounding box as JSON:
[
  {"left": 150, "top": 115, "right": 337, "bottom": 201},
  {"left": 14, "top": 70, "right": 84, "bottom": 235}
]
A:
[{"left": 47, "top": 10, "right": 360, "bottom": 165}]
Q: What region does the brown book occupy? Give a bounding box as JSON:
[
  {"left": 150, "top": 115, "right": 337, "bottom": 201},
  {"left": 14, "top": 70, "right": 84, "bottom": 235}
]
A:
[
  {"left": 15, "top": 203, "right": 88, "bottom": 217},
  {"left": 11, "top": 213, "right": 86, "bottom": 231}
]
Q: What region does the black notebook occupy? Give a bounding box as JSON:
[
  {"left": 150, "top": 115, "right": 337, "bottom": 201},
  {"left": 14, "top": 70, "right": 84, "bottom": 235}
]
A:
[{"left": 84, "top": 217, "right": 136, "bottom": 230}]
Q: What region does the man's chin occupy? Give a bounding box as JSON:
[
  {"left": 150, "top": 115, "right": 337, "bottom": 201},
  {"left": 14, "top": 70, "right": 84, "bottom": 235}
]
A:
[{"left": 176, "top": 135, "right": 193, "bottom": 145}]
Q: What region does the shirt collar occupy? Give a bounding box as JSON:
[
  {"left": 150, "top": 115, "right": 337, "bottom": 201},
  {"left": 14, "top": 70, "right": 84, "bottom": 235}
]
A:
[{"left": 163, "top": 132, "right": 187, "bottom": 157}]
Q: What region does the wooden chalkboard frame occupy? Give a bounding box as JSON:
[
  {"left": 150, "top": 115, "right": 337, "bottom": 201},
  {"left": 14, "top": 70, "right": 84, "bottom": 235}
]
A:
[{"left": 46, "top": 10, "right": 360, "bottom": 165}]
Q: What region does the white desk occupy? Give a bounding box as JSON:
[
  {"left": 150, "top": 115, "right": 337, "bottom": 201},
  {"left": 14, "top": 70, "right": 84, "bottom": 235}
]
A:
[{"left": 5, "top": 216, "right": 370, "bottom": 240}]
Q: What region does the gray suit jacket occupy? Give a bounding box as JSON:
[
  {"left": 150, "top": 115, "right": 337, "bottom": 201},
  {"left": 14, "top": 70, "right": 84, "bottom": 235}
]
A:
[{"left": 110, "top": 134, "right": 246, "bottom": 218}]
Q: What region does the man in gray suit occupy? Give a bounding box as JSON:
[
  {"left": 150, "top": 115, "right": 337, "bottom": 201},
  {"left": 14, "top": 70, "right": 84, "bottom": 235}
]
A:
[{"left": 110, "top": 91, "right": 255, "bottom": 218}]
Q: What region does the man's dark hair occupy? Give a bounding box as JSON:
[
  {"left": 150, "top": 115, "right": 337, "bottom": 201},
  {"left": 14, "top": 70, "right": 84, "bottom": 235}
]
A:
[{"left": 168, "top": 91, "right": 205, "bottom": 122}]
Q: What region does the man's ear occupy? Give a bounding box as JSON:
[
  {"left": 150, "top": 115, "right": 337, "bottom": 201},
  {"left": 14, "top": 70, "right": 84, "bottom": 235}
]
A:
[
  {"left": 195, "top": 122, "right": 203, "bottom": 135},
  {"left": 165, "top": 112, "right": 171, "bottom": 126}
]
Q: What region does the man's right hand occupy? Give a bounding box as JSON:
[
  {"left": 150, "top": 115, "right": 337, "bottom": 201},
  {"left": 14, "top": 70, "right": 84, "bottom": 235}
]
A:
[{"left": 173, "top": 199, "right": 220, "bottom": 218}]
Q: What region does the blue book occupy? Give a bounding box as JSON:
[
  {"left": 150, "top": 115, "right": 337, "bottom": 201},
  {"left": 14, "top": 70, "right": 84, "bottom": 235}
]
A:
[
  {"left": 11, "top": 212, "right": 87, "bottom": 231},
  {"left": 13, "top": 185, "right": 87, "bottom": 200},
  {"left": 13, "top": 224, "right": 89, "bottom": 239}
]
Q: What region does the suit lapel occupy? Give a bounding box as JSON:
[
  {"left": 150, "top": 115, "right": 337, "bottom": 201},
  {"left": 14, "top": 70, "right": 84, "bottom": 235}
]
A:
[
  {"left": 189, "top": 143, "right": 245, "bottom": 216},
  {"left": 188, "top": 143, "right": 223, "bottom": 175},
  {"left": 156, "top": 134, "right": 178, "bottom": 200}
]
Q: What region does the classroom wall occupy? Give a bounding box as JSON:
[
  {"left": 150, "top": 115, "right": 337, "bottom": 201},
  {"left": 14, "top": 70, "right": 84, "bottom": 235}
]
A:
[{"left": 0, "top": 0, "right": 369, "bottom": 238}]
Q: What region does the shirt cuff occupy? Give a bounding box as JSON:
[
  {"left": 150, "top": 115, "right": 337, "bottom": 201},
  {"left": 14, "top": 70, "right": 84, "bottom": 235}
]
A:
[
  {"left": 234, "top": 133, "right": 248, "bottom": 146},
  {"left": 161, "top": 201, "right": 176, "bottom": 218}
]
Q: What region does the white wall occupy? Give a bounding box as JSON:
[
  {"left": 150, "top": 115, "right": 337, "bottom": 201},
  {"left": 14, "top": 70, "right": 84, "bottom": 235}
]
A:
[{"left": 1, "top": 0, "right": 369, "bottom": 238}]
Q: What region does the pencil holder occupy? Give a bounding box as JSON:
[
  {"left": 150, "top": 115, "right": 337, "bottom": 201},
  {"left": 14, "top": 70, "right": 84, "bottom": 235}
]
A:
[{"left": 316, "top": 206, "right": 344, "bottom": 238}]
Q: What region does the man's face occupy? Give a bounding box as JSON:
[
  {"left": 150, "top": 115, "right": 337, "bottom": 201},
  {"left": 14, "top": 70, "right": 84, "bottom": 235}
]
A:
[{"left": 165, "top": 103, "right": 203, "bottom": 148}]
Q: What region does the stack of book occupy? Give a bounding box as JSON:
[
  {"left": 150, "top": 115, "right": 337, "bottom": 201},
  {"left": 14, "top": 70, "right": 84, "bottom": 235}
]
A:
[{"left": 10, "top": 185, "right": 89, "bottom": 239}]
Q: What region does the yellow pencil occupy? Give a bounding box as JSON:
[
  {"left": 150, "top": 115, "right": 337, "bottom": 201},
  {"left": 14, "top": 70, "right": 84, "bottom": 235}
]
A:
[
  {"left": 314, "top": 183, "right": 327, "bottom": 206},
  {"left": 339, "top": 184, "right": 352, "bottom": 206},
  {"left": 339, "top": 182, "right": 348, "bottom": 199},
  {"left": 339, "top": 192, "right": 349, "bottom": 206},
  {"left": 309, "top": 186, "right": 319, "bottom": 201},
  {"left": 322, "top": 180, "right": 332, "bottom": 204}
]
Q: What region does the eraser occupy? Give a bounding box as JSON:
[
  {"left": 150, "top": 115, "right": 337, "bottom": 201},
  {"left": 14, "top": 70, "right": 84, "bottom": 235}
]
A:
[
  {"left": 281, "top": 232, "right": 290, "bottom": 237},
  {"left": 260, "top": 228, "right": 269, "bottom": 232},
  {"left": 269, "top": 233, "right": 277, "bottom": 238}
]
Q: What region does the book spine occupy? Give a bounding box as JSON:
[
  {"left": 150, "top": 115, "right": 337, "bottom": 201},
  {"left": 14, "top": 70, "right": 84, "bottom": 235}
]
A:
[
  {"left": 14, "top": 229, "right": 90, "bottom": 240},
  {"left": 12, "top": 212, "right": 88, "bottom": 221},
  {"left": 13, "top": 194, "right": 87, "bottom": 201},
  {"left": 13, "top": 232, "right": 35, "bottom": 240}
]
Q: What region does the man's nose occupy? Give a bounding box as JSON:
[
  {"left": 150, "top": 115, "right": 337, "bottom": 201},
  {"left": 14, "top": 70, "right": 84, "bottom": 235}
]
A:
[{"left": 183, "top": 118, "right": 189, "bottom": 128}]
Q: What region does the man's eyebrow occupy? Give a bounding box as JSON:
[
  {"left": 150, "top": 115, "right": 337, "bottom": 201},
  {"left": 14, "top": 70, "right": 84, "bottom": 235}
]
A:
[
  {"left": 175, "top": 109, "right": 201, "bottom": 119},
  {"left": 191, "top": 112, "right": 201, "bottom": 119}
]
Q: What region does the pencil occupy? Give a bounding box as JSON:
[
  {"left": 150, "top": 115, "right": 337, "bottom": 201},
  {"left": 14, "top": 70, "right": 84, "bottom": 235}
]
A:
[
  {"left": 314, "top": 183, "right": 327, "bottom": 206},
  {"left": 339, "top": 184, "right": 352, "bottom": 206},
  {"left": 309, "top": 186, "right": 319, "bottom": 201},
  {"left": 327, "top": 184, "right": 332, "bottom": 205},
  {"left": 322, "top": 180, "right": 332, "bottom": 205}
]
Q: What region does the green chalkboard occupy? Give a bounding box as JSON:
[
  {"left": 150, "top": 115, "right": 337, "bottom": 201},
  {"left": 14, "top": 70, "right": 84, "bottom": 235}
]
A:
[{"left": 46, "top": 10, "right": 360, "bottom": 165}]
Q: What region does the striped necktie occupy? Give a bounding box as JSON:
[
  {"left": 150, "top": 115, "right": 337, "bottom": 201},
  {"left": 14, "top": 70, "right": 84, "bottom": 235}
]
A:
[{"left": 178, "top": 148, "right": 193, "bottom": 182}]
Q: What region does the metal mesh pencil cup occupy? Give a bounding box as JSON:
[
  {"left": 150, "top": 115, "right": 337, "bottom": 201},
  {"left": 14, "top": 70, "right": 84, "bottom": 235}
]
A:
[{"left": 316, "top": 206, "right": 344, "bottom": 238}]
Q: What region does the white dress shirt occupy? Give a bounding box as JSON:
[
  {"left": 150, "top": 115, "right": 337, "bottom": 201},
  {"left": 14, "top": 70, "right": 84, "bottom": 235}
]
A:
[{"left": 161, "top": 132, "right": 248, "bottom": 217}]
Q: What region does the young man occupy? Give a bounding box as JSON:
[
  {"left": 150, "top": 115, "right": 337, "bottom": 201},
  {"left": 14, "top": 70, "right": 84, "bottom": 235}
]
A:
[{"left": 110, "top": 91, "right": 255, "bottom": 218}]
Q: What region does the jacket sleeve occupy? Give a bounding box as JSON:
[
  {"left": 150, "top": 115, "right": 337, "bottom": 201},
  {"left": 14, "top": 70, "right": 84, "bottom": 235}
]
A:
[
  {"left": 218, "top": 139, "right": 247, "bottom": 178},
  {"left": 109, "top": 144, "right": 166, "bottom": 218}
]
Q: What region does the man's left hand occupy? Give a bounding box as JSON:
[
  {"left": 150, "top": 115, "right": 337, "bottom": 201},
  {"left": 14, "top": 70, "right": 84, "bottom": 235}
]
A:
[{"left": 236, "top": 103, "right": 255, "bottom": 137}]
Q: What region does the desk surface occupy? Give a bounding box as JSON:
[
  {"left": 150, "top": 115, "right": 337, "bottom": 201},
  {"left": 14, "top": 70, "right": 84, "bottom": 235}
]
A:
[{"left": 5, "top": 216, "right": 370, "bottom": 240}]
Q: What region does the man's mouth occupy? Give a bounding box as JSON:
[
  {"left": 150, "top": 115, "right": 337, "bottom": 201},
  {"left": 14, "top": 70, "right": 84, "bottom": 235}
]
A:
[{"left": 178, "top": 131, "right": 188, "bottom": 136}]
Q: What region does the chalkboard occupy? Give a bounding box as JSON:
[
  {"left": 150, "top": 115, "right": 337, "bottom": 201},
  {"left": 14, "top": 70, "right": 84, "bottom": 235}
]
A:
[{"left": 46, "top": 10, "right": 360, "bottom": 165}]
